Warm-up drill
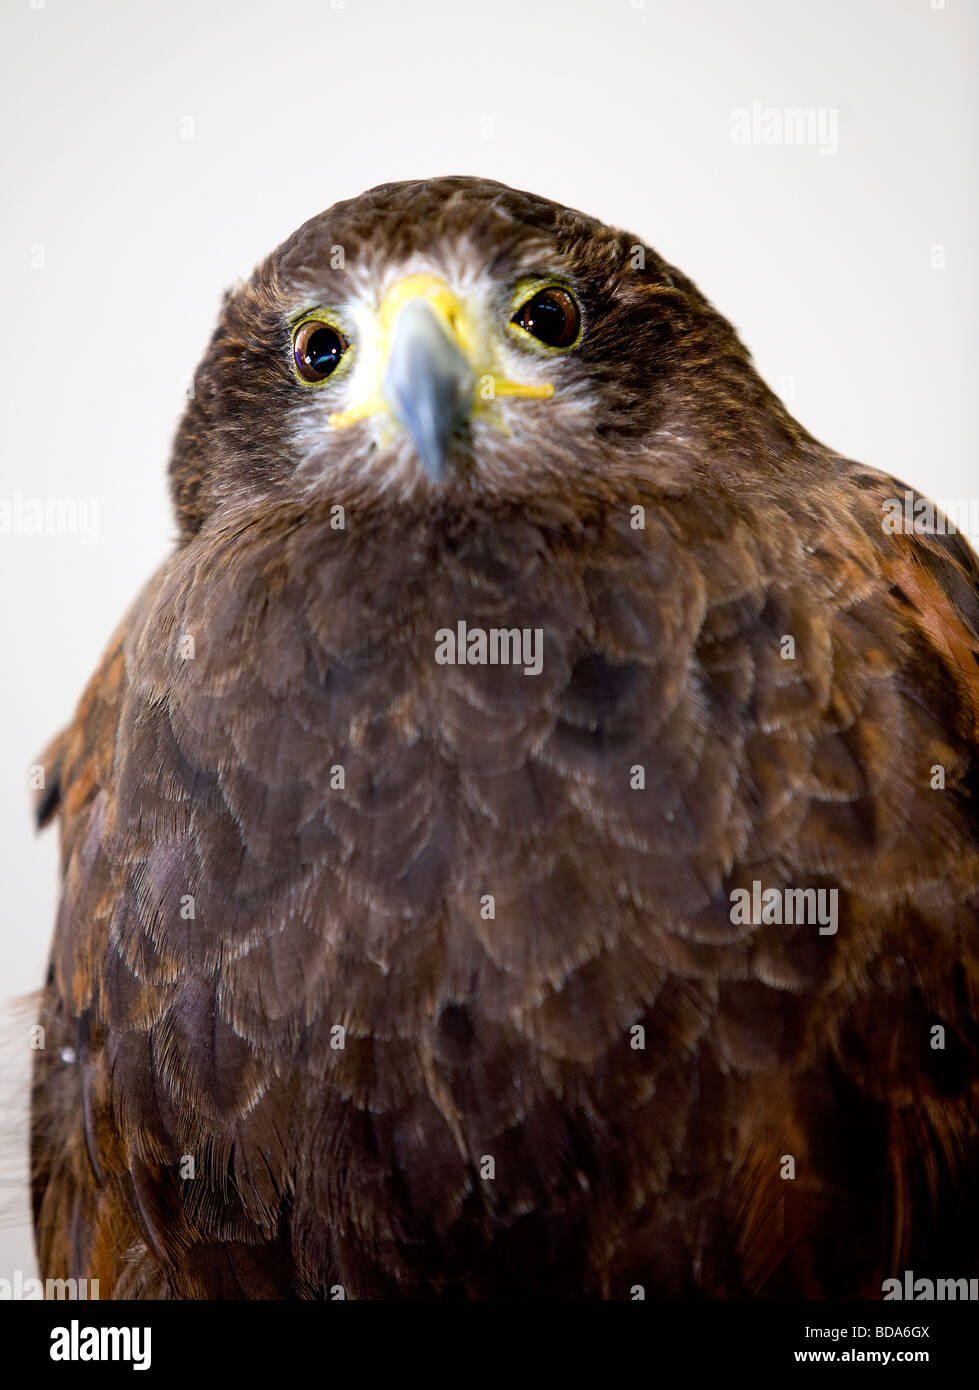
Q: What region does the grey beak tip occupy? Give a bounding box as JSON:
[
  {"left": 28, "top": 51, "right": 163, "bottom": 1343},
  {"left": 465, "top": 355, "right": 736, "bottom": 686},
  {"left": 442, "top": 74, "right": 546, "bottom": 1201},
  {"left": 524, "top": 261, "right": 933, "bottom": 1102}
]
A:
[{"left": 383, "top": 300, "right": 475, "bottom": 481}]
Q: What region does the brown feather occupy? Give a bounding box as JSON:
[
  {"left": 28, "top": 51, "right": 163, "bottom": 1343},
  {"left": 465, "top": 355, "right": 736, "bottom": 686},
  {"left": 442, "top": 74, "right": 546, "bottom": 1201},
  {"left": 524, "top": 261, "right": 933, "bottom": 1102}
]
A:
[{"left": 32, "top": 177, "right": 979, "bottom": 1299}]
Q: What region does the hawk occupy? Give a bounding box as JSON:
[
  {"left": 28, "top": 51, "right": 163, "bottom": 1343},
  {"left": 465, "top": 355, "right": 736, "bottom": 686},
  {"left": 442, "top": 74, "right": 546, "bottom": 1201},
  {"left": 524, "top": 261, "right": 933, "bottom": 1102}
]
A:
[{"left": 31, "top": 176, "right": 979, "bottom": 1299}]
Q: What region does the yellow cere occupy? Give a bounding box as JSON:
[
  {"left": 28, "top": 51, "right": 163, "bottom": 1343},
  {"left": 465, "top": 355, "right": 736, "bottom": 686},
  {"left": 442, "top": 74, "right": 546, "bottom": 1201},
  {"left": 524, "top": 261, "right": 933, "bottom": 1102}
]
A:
[{"left": 327, "top": 273, "right": 554, "bottom": 431}]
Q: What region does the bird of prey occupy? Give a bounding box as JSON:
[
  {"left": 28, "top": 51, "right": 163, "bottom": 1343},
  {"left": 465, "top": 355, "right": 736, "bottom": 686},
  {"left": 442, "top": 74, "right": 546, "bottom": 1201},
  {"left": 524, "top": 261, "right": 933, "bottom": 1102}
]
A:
[{"left": 31, "top": 176, "right": 978, "bottom": 1299}]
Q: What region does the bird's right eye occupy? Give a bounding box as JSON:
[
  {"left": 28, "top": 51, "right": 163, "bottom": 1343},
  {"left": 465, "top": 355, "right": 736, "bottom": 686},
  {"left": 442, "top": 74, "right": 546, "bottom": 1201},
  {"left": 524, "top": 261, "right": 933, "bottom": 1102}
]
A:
[{"left": 293, "top": 319, "right": 350, "bottom": 384}]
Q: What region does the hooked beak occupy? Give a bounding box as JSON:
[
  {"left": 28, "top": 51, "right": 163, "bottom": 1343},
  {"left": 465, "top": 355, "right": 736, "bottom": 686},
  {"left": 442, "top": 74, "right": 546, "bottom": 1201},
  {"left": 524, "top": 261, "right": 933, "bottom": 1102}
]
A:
[
  {"left": 327, "top": 271, "right": 555, "bottom": 479},
  {"left": 382, "top": 297, "right": 476, "bottom": 481}
]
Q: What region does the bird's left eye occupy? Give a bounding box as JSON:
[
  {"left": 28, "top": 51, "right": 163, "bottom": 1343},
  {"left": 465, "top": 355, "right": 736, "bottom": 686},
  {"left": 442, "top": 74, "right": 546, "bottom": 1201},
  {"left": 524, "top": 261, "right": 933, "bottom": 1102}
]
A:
[
  {"left": 293, "top": 320, "right": 349, "bottom": 383},
  {"left": 510, "top": 285, "right": 581, "bottom": 350}
]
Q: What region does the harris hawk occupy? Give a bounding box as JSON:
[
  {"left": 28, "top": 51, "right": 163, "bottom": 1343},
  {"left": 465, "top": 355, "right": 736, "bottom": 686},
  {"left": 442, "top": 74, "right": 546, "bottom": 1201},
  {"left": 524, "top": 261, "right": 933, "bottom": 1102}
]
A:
[{"left": 31, "top": 176, "right": 979, "bottom": 1299}]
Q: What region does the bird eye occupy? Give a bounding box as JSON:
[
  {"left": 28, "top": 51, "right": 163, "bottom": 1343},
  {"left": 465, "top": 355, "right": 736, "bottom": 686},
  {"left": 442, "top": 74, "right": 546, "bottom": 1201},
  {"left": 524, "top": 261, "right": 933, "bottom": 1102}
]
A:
[
  {"left": 510, "top": 286, "right": 581, "bottom": 350},
  {"left": 293, "top": 320, "right": 349, "bottom": 383}
]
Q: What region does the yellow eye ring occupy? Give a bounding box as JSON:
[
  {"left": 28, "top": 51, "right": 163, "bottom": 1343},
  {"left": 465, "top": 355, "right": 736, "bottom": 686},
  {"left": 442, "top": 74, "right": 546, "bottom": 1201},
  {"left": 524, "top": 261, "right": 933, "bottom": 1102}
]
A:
[
  {"left": 291, "top": 311, "right": 352, "bottom": 386},
  {"left": 508, "top": 281, "right": 582, "bottom": 352}
]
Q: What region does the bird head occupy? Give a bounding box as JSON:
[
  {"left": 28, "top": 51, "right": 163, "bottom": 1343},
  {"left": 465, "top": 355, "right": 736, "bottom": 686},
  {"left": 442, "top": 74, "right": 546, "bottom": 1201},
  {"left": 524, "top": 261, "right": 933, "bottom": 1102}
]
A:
[{"left": 170, "top": 176, "right": 787, "bottom": 536}]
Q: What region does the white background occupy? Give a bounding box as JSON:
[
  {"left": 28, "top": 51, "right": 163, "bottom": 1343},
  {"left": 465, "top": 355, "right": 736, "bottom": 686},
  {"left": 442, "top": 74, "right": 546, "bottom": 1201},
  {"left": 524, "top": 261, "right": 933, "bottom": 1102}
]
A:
[{"left": 1, "top": 0, "right": 976, "bottom": 1279}]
